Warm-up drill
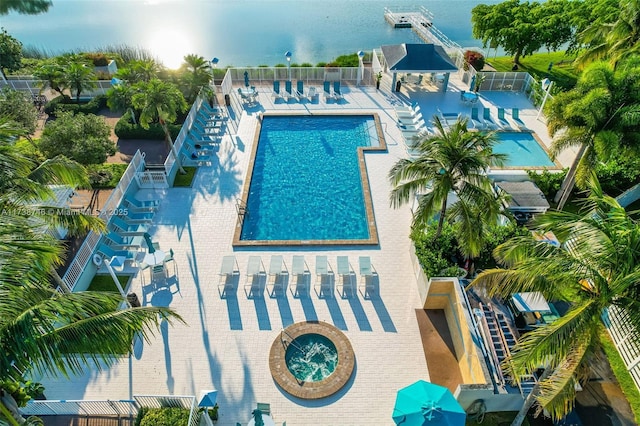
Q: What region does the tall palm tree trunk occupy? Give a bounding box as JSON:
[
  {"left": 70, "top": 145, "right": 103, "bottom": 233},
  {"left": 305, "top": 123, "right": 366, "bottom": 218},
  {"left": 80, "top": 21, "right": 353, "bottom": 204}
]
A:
[
  {"left": 511, "top": 368, "right": 552, "bottom": 426},
  {"left": 436, "top": 199, "right": 448, "bottom": 237},
  {"left": 554, "top": 144, "right": 587, "bottom": 210},
  {"left": 50, "top": 267, "right": 71, "bottom": 293},
  {"left": 160, "top": 121, "right": 186, "bottom": 175}
]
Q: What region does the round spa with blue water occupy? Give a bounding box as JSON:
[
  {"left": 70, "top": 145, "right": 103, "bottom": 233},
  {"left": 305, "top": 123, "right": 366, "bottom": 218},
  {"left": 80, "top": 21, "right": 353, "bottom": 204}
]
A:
[{"left": 269, "top": 321, "right": 355, "bottom": 399}]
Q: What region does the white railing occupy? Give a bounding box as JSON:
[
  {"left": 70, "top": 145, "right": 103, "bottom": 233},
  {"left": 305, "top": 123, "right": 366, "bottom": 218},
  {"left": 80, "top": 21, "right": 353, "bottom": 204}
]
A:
[
  {"left": 136, "top": 170, "right": 168, "bottom": 188},
  {"left": 164, "top": 94, "right": 203, "bottom": 180},
  {"left": 61, "top": 151, "right": 145, "bottom": 292},
  {"left": 2, "top": 78, "right": 113, "bottom": 96},
  {"left": 133, "top": 395, "right": 200, "bottom": 426},
  {"left": 21, "top": 399, "right": 136, "bottom": 417},
  {"left": 603, "top": 305, "right": 640, "bottom": 391},
  {"left": 476, "top": 71, "right": 530, "bottom": 92}
]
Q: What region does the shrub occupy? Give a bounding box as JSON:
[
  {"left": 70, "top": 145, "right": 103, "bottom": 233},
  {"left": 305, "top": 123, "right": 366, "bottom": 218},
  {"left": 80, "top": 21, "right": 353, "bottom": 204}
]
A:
[
  {"left": 86, "top": 163, "right": 128, "bottom": 188},
  {"left": 85, "top": 52, "right": 109, "bottom": 66},
  {"left": 136, "top": 407, "right": 192, "bottom": 426},
  {"left": 596, "top": 157, "right": 640, "bottom": 197},
  {"left": 527, "top": 168, "right": 568, "bottom": 200},
  {"left": 411, "top": 223, "right": 460, "bottom": 279},
  {"left": 44, "top": 94, "right": 107, "bottom": 117},
  {"left": 114, "top": 115, "right": 181, "bottom": 140},
  {"left": 464, "top": 50, "right": 485, "bottom": 71}
]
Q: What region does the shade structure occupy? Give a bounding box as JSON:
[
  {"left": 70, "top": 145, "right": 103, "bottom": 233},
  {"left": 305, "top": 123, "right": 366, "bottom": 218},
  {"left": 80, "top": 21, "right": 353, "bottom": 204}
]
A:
[
  {"left": 198, "top": 389, "right": 218, "bottom": 407},
  {"left": 244, "top": 70, "right": 250, "bottom": 87},
  {"left": 392, "top": 381, "right": 465, "bottom": 426}
]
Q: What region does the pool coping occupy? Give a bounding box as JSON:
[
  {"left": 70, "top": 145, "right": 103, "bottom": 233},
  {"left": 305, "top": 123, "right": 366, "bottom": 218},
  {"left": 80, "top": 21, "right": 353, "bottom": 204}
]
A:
[
  {"left": 233, "top": 112, "right": 386, "bottom": 247},
  {"left": 269, "top": 321, "right": 355, "bottom": 400},
  {"left": 491, "top": 130, "right": 563, "bottom": 170}
]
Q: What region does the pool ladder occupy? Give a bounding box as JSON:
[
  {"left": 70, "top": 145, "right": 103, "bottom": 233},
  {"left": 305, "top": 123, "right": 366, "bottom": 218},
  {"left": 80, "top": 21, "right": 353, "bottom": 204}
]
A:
[
  {"left": 236, "top": 199, "right": 248, "bottom": 225},
  {"left": 280, "top": 328, "right": 307, "bottom": 354}
]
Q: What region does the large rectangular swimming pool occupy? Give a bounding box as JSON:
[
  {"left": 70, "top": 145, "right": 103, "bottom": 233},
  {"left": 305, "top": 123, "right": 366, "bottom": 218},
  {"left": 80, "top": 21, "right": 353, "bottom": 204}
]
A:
[
  {"left": 493, "top": 132, "right": 556, "bottom": 168},
  {"left": 234, "top": 114, "right": 385, "bottom": 246}
]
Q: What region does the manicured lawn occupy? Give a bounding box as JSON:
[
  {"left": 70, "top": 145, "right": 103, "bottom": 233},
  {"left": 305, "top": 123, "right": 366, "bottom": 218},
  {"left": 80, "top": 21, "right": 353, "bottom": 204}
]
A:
[
  {"left": 173, "top": 166, "right": 197, "bottom": 187},
  {"left": 87, "top": 274, "right": 129, "bottom": 292},
  {"left": 486, "top": 51, "right": 579, "bottom": 90},
  {"left": 599, "top": 328, "right": 640, "bottom": 425},
  {"left": 466, "top": 411, "right": 530, "bottom": 425}
]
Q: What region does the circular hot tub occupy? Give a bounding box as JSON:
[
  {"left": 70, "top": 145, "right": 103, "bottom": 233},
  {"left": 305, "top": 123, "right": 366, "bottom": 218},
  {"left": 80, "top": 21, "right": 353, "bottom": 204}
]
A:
[{"left": 269, "top": 321, "right": 355, "bottom": 399}]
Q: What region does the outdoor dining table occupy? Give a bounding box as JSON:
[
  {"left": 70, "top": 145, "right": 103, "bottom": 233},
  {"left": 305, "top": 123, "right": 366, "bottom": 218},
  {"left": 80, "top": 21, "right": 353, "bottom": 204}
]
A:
[
  {"left": 462, "top": 91, "right": 479, "bottom": 104},
  {"left": 248, "top": 414, "right": 275, "bottom": 426},
  {"left": 143, "top": 250, "right": 165, "bottom": 267}
]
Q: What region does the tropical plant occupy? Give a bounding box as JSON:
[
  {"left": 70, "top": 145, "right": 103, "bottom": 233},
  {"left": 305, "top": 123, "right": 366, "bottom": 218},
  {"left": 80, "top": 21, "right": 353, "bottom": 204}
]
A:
[
  {"left": 179, "top": 54, "right": 212, "bottom": 103},
  {"left": 0, "top": 0, "right": 51, "bottom": 15},
  {"left": 106, "top": 81, "right": 138, "bottom": 124},
  {"left": 33, "top": 59, "right": 67, "bottom": 98},
  {"left": 389, "top": 116, "right": 507, "bottom": 259},
  {"left": 471, "top": 174, "right": 640, "bottom": 425},
  {"left": 38, "top": 111, "right": 115, "bottom": 164},
  {"left": 64, "top": 59, "right": 97, "bottom": 103},
  {"left": 576, "top": 0, "right": 640, "bottom": 68},
  {"left": 0, "top": 28, "right": 23, "bottom": 80},
  {"left": 0, "top": 87, "right": 39, "bottom": 134},
  {"left": 132, "top": 79, "right": 187, "bottom": 174},
  {"left": 546, "top": 60, "right": 640, "bottom": 208},
  {"left": 115, "top": 59, "right": 160, "bottom": 84}
]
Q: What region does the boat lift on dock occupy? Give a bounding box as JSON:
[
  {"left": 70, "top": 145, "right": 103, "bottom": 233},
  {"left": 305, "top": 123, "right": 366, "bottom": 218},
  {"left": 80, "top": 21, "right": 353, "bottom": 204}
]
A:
[{"left": 383, "top": 6, "right": 460, "bottom": 50}]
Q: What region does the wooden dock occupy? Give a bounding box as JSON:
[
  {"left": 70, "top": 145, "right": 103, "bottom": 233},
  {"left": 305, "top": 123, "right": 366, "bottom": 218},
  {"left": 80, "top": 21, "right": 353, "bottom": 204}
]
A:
[
  {"left": 39, "top": 415, "right": 134, "bottom": 426},
  {"left": 384, "top": 6, "right": 460, "bottom": 50}
]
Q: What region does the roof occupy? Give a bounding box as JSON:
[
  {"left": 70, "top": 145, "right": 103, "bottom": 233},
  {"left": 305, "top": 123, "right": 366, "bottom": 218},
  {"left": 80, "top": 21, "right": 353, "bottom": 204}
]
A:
[
  {"left": 380, "top": 43, "right": 458, "bottom": 73},
  {"left": 495, "top": 181, "right": 550, "bottom": 212},
  {"left": 511, "top": 292, "right": 552, "bottom": 313}
]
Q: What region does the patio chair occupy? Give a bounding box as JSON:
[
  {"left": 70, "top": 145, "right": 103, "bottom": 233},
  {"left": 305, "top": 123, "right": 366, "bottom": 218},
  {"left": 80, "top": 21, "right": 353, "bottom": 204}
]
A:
[
  {"left": 323, "top": 81, "right": 334, "bottom": 102},
  {"left": 511, "top": 108, "right": 527, "bottom": 130},
  {"left": 284, "top": 80, "right": 296, "bottom": 102},
  {"left": 152, "top": 264, "right": 166, "bottom": 282},
  {"left": 194, "top": 115, "right": 224, "bottom": 129},
  {"left": 470, "top": 107, "right": 484, "bottom": 129},
  {"left": 336, "top": 256, "right": 356, "bottom": 298},
  {"left": 96, "top": 244, "right": 136, "bottom": 261},
  {"left": 191, "top": 120, "right": 223, "bottom": 137},
  {"left": 123, "top": 194, "right": 159, "bottom": 211},
  {"left": 295, "top": 80, "right": 305, "bottom": 101},
  {"left": 256, "top": 403, "right": 270, "bottom": 415},
  {"left": 272, "top": 81, "right": 283, "bottom": 100},
  {"left": 200, "top": 101, "right": 224, "bottom": 115},
  {"left": 290, "top": 255, "right": 310, "bottom": 297},
  {"left": 120, "top": 211, "right": 154, "bottom": 223},
  {"left": 333, "top": 81, "right": 344, "bottom": 101},
  {"left": 358, "top": 256, "right": 378, "bottom": 298},
  {"left": 267, "top": 255, "right": 288, "bottom": 297},
  {"left": 244, "top": 256, "right": 266, "bottom": 298},
  {"left": 397, "top": 112, "right": 424, "bottom": 126},
  {"left": 306, "top": 86, "right": 317, "bottom": 102},
  {"left": 218, "top": 255, "right": 239, "bottom": 297},
  {"left": 482, "top": 108, "right": 497, "bottom": 130},
  {"left": 497, "top": 108, "right": 511, "bottom": 128},
  {"left": 314, "top": 255, "right": 334, "bottom": 298},
  {"left": 104, "top": 231, "right": 143, "bottom": 249},
  {"left": 109, "top": 216, "right": 148, "bottom": 235}
]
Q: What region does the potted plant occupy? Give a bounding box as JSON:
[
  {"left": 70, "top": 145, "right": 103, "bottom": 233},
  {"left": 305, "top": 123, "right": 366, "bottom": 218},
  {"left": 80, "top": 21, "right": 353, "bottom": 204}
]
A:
[
  {"left": 208, "top": 404, "right": 219, "bottom": 423},
  {"left": 375, "top": 71, "right": 383, "bottom": 90}
]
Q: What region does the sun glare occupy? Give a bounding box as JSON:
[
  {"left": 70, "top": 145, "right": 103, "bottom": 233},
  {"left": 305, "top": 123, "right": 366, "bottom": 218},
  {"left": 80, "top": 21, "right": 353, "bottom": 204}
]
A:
[{"left": 147, "top": 29, "right": 190, "bottom": 69}]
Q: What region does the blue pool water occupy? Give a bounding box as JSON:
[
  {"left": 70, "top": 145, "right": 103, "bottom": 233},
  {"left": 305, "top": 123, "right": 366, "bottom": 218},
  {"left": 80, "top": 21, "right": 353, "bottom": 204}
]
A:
[
  {"left": 285, "top": 334, "right": 338, "bottom": 382},
  {"left": 240, "top": 115, "right": 375, "bottom": 242},
  {"left": 493, "top": 132, "right": 556, "bottom": 168}
]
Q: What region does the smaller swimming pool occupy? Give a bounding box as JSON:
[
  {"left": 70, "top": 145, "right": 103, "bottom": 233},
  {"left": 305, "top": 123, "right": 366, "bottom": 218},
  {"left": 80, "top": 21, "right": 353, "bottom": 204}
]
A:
[{"left": 493, "top": 132, "right": 556, "bottom": 168}]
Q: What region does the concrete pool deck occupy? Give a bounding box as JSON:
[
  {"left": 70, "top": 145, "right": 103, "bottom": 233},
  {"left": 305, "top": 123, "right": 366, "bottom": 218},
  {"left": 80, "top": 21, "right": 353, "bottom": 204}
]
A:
[{"left": 39, "top": 74, "right": 577, "bottom": 425}]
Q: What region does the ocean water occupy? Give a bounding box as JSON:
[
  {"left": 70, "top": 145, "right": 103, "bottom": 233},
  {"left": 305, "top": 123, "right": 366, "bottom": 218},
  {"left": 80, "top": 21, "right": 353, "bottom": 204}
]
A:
[{"left": 3, "top": 0, "right": 502, "bottom": 68}]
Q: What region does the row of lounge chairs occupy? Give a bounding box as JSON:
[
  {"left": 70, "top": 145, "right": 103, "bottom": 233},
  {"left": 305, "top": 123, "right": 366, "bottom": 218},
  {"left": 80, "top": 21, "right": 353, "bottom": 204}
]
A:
[
  {"left": 218, "top": 254, "right": 377, "bottom": 299},
  {"left": 272, "top": 80, "right": 343, "bottom": 102},
  {"left": 470, "top": 107, "right": 527, "bottom": 130},
  {"left": 183, "top": 103, "right": 228, "bottom": 165}
]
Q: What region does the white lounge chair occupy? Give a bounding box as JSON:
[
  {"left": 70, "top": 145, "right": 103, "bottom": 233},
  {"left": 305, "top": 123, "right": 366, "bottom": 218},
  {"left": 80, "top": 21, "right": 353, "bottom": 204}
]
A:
[
  {"left": 306, "top": 86, "right": 317, "bottom": 102},
  {"left": 333, "top": 81, "right": 344, "bottom": 101},
  {"left": 267, "top": 255, "right": 288, "bottom": 296},
  {"left": 218, "top": 255, "right": 239, "bottom": 297},
  {"left": 358, "top": 256, "right": 377, "bottom": 298},
  {"left": 290, "top": 255, "right": 310, "bottom": 297},
  {"left": 336, "top": 256, "right": 355, "bottom": 298},
  {"left": 244, "top": 256, "right": 265, "bottom": 298},
  {"left": 272, "top": 81, "right": 283, "bottom": 100},
  {"left": 314, "top": 255, "right": 334, "bottom": 298}
]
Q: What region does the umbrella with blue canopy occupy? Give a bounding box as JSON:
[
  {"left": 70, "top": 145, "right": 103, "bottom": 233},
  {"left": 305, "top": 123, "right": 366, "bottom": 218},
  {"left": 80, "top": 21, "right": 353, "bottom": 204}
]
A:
[
  {"left": 143, "top": 233, "right": 155, "bottom": 253},
  {"left": 392, "top": 380, "right": 466, "bottom": 426},
  {"left": 244, "top": 70, "right": 250, "bottom": 87},
  {"left": 198, "top": 389, "right": 218, "bottom": 407}
]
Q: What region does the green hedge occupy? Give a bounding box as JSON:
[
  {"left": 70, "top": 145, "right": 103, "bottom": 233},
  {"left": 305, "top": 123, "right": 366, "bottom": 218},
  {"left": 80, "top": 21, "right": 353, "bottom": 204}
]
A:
[
  {"left": 114, "top": 115, "right": 181, "bottom": 140},
  {"left": 44, "top": 95, "right": 107, "bottom": 117},
  {"left": 135, "top": 407, "right": 192, "bottom": 426},
  {"left": 85, "top": 163, "right": 128, "bottom": 188}
]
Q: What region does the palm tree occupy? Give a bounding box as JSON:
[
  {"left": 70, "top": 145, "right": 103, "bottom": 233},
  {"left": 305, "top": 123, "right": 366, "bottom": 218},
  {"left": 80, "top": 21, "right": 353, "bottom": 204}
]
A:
[
  {"left": 576, "top": 0, "right": 640, "bottom": 69},
  {"left": 116, "top": 59, "right": 160, "bottom": 84},
  {"left": 470, "top": 174, "right": 640, "bottom": 425},
  {"left": 0, "top": 121, "right": 183, "bottom": 424},
  {"left": 64, "top": 60, "right": 97, "bottom": 104},
  {"left": 180, "top": 54, "right": 212, "bottom": 103},
  {"left": 389, "top": 116, "right": 507, "bottom": 258},
  {"left": 131, "top": 79, "right": 188, "bottom": 174},
  {"left": 106, "top": 82, "right": 137, "bottom": 124},
  {"left": 33, "top": 60, "right": 67, "bottom": 98},
  {"left": 546, "top": 60, "right": 640, "bottom": 209}
]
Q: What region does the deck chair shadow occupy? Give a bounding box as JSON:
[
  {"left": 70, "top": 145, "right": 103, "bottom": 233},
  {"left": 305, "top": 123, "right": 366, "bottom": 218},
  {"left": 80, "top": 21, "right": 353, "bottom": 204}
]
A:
[
  {"left": 482, "top": 108, "right": 497, "bottom": 129},
  {"left": 470, "top": 107, "right": 484, "bottom": 129},
  {"left": 244, "top": 256, "right": 266, "bottom": 298},
  {"left": 295, "top": 80, "right": 306, "bottom": 101},
  {"left": 267, "top": 255, "right": 288, "bottom": 297},
  {"left": 284, "top": 80, "right": 296, "bottom": 102},
  {"left": 336, "top": 256, "right": 356, "bottom": 298},
  {"left": 358, "top": 256, "right": 378, "bottom": 299},
  {"left": 314, "top": 255, "right": 334, "bottom": 298},
  {"left": 497, "top": 108, "right": 511, "bottom": 129},
  {"left": 218, "top": 255, "right": 240, "bottom": 298},
  {"left": 333, "top": 81, "right": 344, "bottom": 101},
  {"left": 290, "top": 255, "right": 311, "bottom": 298},
  {"left": 511, "top": 108, "right": 527, "bottom": 130}
]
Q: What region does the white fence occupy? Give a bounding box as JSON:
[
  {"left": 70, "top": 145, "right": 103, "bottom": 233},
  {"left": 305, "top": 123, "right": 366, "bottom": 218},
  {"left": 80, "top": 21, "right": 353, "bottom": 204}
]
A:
[
  {"left": 61, "top": 150, "right": 145, "bottom": 292},
  {"left": 1, "top": 77, "right": 113, "bottom": 96},
  {"left": 603, "top": 306, "right": 640, "bottom": 391}
]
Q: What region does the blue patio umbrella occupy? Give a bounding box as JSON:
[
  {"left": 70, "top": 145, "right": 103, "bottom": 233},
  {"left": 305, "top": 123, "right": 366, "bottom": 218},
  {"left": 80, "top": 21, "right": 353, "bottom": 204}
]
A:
[
  {"left": 198, "top": 389, "right": 218, "bottom": 407},
  {"left": 392, "top": 380, "right": 466, "bottom": 426},
  {"left": 143, "top": 233, "right": 155, "bottom": 253},
  {"left": 244, "top": 70, "right": 250, "bottom": 87},
  {"left": 469, "top": 75, "right": 476, "bottom": 91}
]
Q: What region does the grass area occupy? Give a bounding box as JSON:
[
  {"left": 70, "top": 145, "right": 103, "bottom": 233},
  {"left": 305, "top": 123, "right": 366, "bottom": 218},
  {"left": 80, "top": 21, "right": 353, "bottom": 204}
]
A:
[
  {"left": 599, "top": 328, "right": 640, "bottom": 425},
  {"left": 87, "top": 274, "right": 129, "bottom": 292},
  {"left": 486, "top": 51, "right": 579, "bottom": 90},
  {"left": 173, "top": 166, "right": 197, "bottom": 187},
  {"left": 466, "top": 411, "right": 529, "bottom": 426}
]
